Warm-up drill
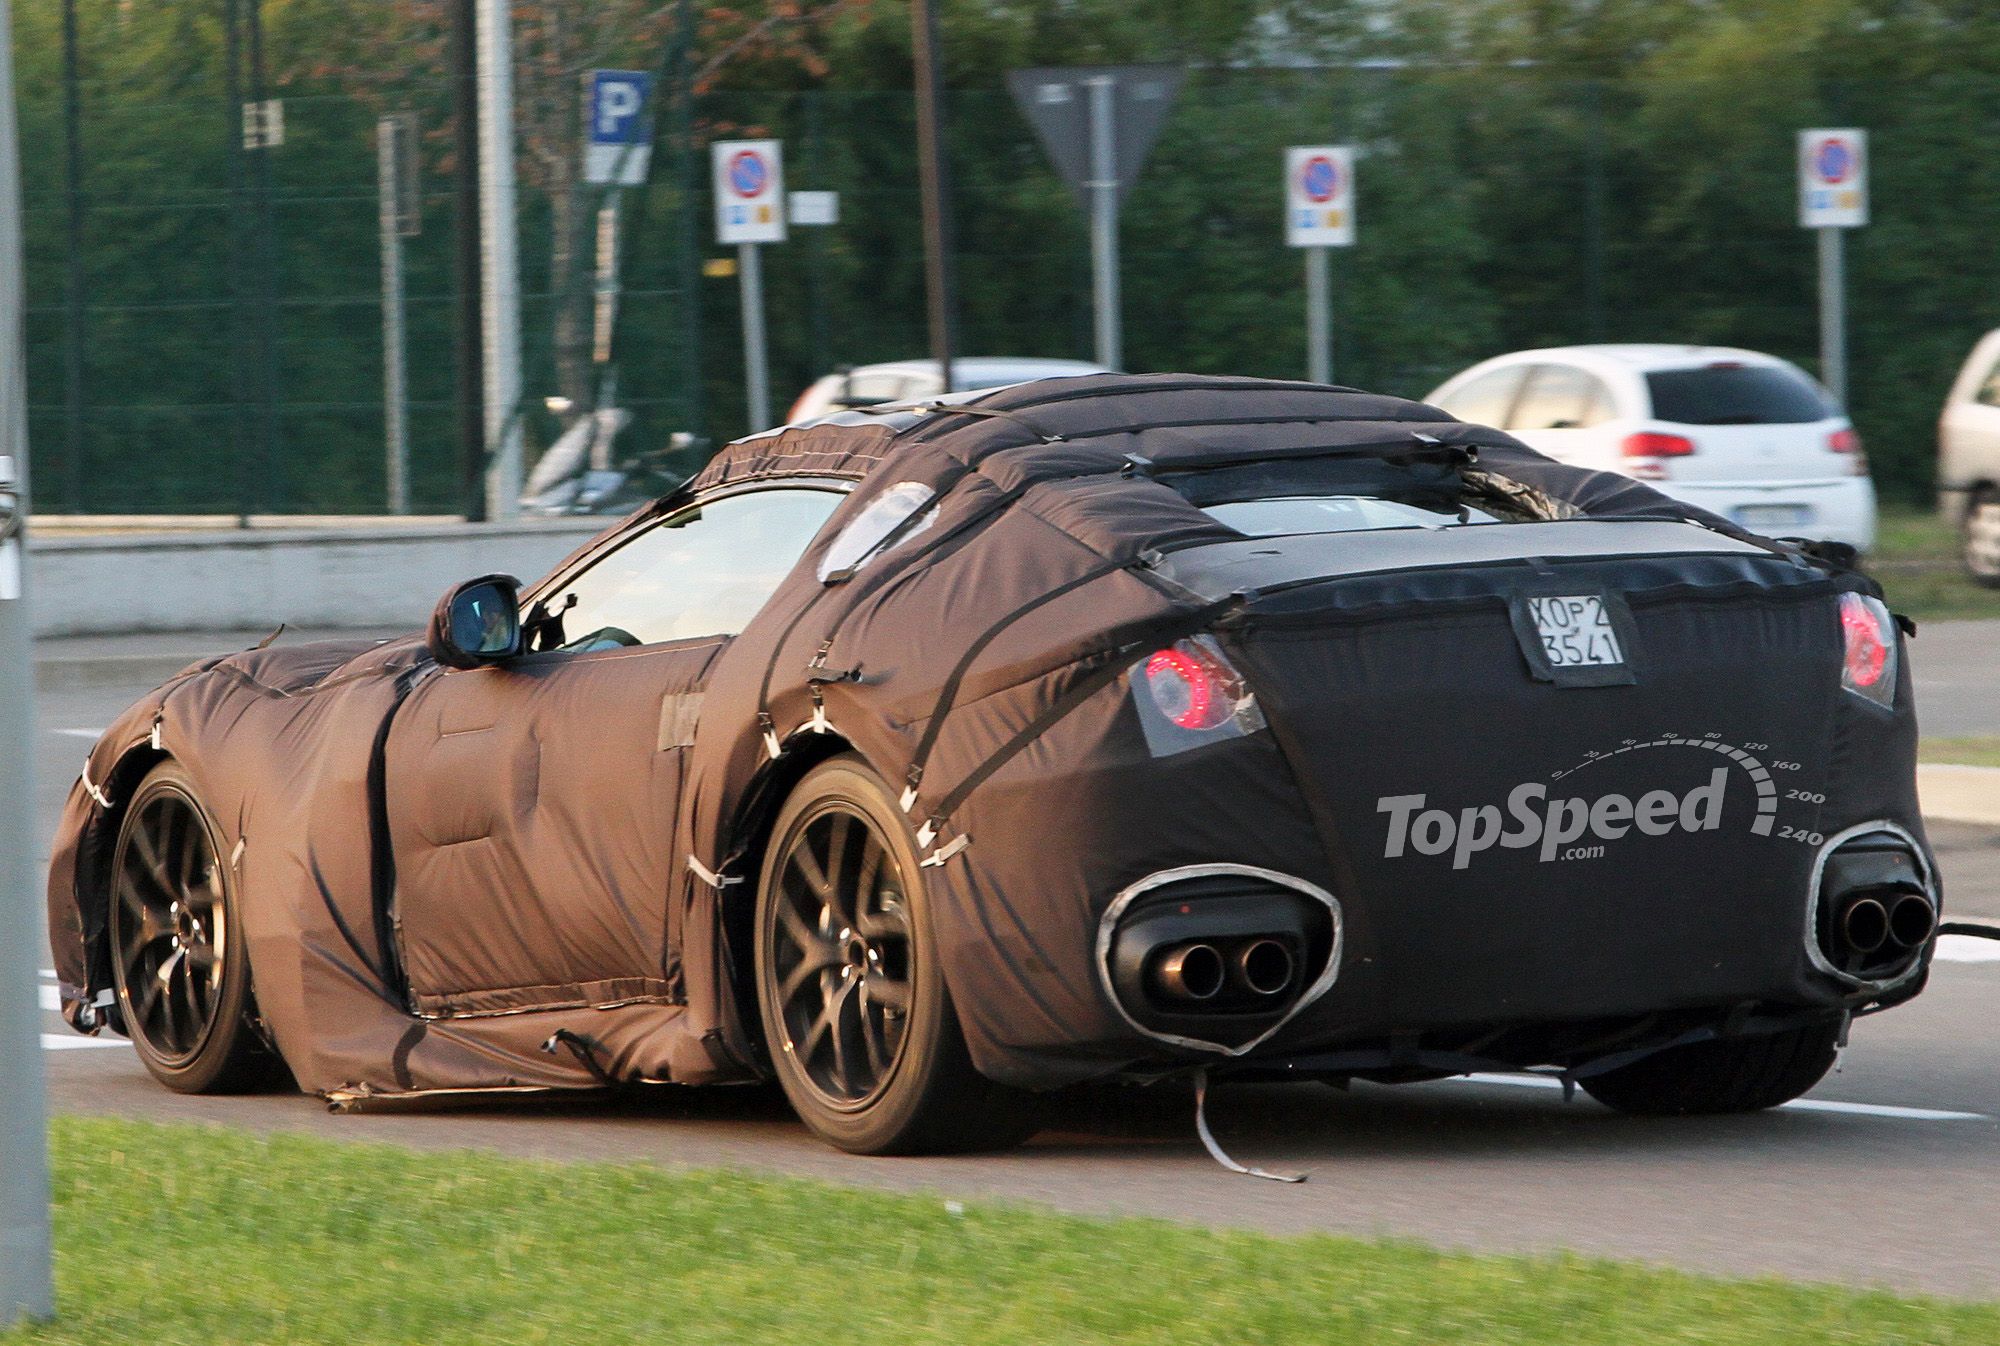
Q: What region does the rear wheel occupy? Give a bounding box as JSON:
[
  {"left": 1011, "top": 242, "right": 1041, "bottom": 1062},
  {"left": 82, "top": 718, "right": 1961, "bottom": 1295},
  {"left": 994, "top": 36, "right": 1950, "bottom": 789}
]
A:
[
  {"left": 1580, "top": 1023, "right": 1840, "bottom": 1116},
  {"left": 754, "top": 756, "right": 1036, "bottom": 1155},
  {"left": 109, "top": 762, "right": 283, "bottom": 1093},
  {"left": 1963, "top": 489, "right": 2000, "bottom": 589}
]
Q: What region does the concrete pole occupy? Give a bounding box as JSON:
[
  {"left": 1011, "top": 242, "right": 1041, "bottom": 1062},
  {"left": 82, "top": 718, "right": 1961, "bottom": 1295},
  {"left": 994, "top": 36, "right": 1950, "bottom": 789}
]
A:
[
  {"left": 378, "top": 117, "right": 410, "bottom": 515},
  {"left": 1305, "top": 246, "right": 1331, "bottom": 385},
  {"left": 1818, "top": 225, "right": 1847, "bottom": 407},
  {"left": 1085, "top": 76, "right": 1120, "bottom": 370},
  {"left": 0, "top": 0, "right": 57, "bottom": 1325},
  {"left": 739, "top": 242, "right": 770, "bottom": 430},
  {"left": 476, "top": 0, "right": 523, "bottom": 519}
]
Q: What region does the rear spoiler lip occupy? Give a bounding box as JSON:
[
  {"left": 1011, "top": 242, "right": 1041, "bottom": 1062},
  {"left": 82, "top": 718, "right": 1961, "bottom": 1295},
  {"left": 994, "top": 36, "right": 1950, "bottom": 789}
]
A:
[{"left": 1142, "top": 518, "right": 1774, "bottom": 606}]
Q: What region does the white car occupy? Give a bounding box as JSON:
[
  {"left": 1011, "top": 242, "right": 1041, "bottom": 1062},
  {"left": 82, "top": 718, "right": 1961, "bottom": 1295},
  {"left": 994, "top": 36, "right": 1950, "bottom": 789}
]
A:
[
  {"left": 1427, "top": 345, "right": 1876, "bottom": 551},
  {"left": 787, "top": 357, "right": 1109, "bottom": 424},
  {"left": 1937, "top": 328, "right": 2000, "bottom": 587}
]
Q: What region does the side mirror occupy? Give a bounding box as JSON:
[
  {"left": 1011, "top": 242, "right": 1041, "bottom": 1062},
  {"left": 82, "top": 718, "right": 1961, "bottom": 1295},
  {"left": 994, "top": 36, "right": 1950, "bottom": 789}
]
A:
[{"left": 426, "top": 574, "right": 524, "bottom": 669}]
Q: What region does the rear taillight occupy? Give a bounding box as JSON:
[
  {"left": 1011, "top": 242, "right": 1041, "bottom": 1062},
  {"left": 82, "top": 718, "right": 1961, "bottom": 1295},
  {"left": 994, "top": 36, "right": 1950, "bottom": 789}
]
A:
[
  {"left": 1133, "top": 637, "right": 1265, "bottom": 755},
  {"left": 1838, "top": 593, "right": 1896, "bottom": 708},
  {"left": 1620, "top": 432, "right": 1695, "bottom": 480},
  {"left": 1829, "top": 427, "right": 1869, "bottom": 476}
]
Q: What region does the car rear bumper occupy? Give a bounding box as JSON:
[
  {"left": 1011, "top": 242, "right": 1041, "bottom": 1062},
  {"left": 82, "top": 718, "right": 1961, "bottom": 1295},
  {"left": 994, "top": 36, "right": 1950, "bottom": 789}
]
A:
[{"left": 1658, "top": 476, "right": 1877, "bottom": 551}]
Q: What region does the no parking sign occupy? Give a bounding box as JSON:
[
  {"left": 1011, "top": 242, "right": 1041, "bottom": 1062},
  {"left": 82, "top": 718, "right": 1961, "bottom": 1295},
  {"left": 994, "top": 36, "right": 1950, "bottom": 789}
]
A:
[
  {"left": 1285, "top": 146, "right": 1355, "bottom": 247},
  {"left": 1799, "top": 129, "right": 1867, "bottom": 228},
  {"left": 712, "top": 139, "right": 787, "bottom": 245}
]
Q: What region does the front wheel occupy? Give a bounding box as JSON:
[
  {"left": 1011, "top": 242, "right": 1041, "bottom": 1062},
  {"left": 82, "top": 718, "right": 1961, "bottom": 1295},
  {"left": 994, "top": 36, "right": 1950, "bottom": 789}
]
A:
[
  {"left": 109, "top": 762, "right": 285, "bottom": 1093},
  {"left": 754, "top": 756, "right": 1036, "bottom": 1155},
  {"left": 1580, "top": 1023, "right": 1840, "bottom": 1116},
  {"left": 1964, "top": 489, "right": 2000, "bottom": 589}
]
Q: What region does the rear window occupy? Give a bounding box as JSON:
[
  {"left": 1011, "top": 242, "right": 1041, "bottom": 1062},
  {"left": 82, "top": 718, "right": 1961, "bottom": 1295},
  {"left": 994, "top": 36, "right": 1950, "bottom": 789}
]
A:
[
  {"left": 1644, "top": 365, "right": 1834, "bottom": 425},
  {"left": 1204, "top": 496, "right": 1496, "bottom": 537}
]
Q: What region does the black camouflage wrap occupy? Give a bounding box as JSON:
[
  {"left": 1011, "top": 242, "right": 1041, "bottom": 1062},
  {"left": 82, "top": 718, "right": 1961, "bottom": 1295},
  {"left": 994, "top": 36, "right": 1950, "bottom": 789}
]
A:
[{"left": 47, "top": 374, "right": 1932, "bottom": 1098}]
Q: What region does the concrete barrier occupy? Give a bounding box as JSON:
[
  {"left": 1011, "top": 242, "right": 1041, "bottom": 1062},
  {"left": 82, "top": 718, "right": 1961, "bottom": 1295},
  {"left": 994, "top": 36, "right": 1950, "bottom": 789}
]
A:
[{"left": 26, "top": 518, "right": 608, "bottom": 638}]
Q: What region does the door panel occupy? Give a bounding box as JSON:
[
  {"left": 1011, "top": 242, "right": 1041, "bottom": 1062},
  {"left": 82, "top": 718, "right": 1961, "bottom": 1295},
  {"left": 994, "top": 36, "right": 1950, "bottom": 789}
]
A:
[{"left": 386, "top": 639, "right": 723, "bottom": 1017}]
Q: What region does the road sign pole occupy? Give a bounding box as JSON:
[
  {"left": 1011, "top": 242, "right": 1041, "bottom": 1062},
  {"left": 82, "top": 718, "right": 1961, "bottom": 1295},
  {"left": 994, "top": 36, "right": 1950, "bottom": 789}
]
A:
[
  {"left": 378, "top": 117, "right": 410, "bottom": 515},
  {"left": 1085, "top": 75, "right": 1120, "bottom": 369},
  {"left": 1305, "top": 246, "right": 1331, "bottom": 385},
  {"left": 476, "top": 0, "right": 523, "bottom": 519},
  {"left": 1818, "top": 225, "right": 1846, "bottom": 408},
  {"left": 739, "top": 242, "right": 771, "bottom": 430},
  {"left": 0, "top": 0, "right": 56, "bottom": 1324}
]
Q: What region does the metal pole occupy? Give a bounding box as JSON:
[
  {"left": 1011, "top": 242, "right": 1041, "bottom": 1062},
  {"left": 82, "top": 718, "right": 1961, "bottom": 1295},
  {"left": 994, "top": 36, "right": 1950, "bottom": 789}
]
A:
[
  {"left": 1085, "top": 76, "right": 1120, "bottom": 369},
  {"left": 448, "top": 0, "right": 485, "bottom": 521},
  {"left": 222, "top": 0, "right": 253, "bottom": 523},
  {"left": 378, "top": 118, "right": 410, "bottom": 515},
  {"left": 476, "top": 0, "right": 523, "bottom": 519},
  {"left": 1818, "top": 225, "right": 1847, "bottom": 407},
  {"left": 1305, "top": 245, "right": 1331, "bottom": 385},
  {"left": 0, "top": 0, "right": 56, "bottom": 1323},
  {"left": 911, "top": 0, "right": 958, "bottom": 392},
  {"left": 245, "top": 0, "right": 280, "bottom": 511},
  {"left": 739, "top": 242, "right": 770, "bottom": 430},
  {"left": 60, "top": 0, "right": 85, "bottom": 513},
  {"left": 669, "top": 0, "right": 703, "bottom": 439}
]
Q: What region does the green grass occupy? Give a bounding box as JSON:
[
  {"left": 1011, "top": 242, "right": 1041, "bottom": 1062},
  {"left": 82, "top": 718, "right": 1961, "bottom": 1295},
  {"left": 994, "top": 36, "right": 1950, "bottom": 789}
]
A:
[
  {"left": 6, "top": 1117, "right": 1999, "bottom": 1345},
  {"left": 1921, "top": 736, "right": 2000, "bottom": 768},
  {"left": 1870, "top": 506, "right": 2000, "bottom": 623}
]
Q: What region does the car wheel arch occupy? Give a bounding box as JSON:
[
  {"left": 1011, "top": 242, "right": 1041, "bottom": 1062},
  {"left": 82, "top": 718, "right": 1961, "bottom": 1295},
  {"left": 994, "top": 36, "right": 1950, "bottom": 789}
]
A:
[{"left": 76, "top": 741, "right": 173, "bottom": 1003}]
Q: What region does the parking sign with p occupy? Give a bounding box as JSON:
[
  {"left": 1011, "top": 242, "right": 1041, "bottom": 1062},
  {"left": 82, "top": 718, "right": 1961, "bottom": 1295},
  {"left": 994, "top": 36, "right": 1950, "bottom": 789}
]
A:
[{"left": 584, "top": 70, "right": 654, "bottom": 186}]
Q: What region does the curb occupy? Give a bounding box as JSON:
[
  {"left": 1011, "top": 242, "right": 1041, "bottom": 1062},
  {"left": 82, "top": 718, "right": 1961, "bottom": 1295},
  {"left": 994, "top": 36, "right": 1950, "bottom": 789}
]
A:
[{"left": 1917, "top": 764, "right": 2000, "bottom": 826}]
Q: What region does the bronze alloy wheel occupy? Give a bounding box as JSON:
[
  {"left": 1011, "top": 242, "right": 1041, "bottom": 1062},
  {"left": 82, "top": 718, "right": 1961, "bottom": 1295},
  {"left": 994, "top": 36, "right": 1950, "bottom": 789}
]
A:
[
  {"left": 109, "top": 763, "right": 282, "bottom": 1093},
  {"left": 754, "top": 756, "right": 1036, "bottom": 1155}
]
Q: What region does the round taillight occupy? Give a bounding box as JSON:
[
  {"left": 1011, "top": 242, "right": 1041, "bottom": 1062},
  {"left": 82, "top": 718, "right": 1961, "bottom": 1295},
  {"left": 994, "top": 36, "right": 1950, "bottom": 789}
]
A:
[
  {"left": 1144, "top": 647, "right": 1229, "bottom": 730},
  {"left": 1840, "top": 593, "right": 1888, "bottom": 688}
]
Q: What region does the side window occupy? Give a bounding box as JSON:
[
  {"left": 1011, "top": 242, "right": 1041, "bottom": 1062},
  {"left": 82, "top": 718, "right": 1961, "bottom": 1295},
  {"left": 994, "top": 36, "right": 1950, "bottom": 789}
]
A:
[
  {"left": 1510, "top": 364, "right": 1615, "bottom": 430},
  {"left": 1978, "top": 359, "right": 2000, "bottom": 408},
  {"left": 838, "top": 372, "right": 907, "bottom": 409},
  {"left": 535, "top": 488, "right": 843, "bottom": 651},
  {"left": 1434, "top": 366, "right": 1528, "bottom": 428}
]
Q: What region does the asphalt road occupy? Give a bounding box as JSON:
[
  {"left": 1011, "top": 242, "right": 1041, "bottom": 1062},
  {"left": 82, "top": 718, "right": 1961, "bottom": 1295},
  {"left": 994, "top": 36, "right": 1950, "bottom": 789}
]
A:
[{"left": 23, "top": 624, "right": 2000, "bottom": 1299}]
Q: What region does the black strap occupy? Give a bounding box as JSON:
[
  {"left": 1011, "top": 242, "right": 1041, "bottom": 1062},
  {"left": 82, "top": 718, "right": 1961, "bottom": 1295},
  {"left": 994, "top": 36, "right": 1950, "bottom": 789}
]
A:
[
  {"left": 1939, "top": 922, "right": 2000, "bottom": 940},
  {"left": 906, "top": 558, "right": 1130, "bottom": 791},
  {"left": 923, "top": 598, "right": 1237, "bottom": 825}
]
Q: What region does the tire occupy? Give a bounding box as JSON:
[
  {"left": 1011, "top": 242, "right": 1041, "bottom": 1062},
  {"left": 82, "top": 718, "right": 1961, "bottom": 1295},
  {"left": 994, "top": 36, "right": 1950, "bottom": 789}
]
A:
[
  {"left": 1580, "top": 1023, "right": 1840, "bottom": 1117},
  {"left": 108, "top": 762, "right": 286, "bottom": 1094},
  {"left": 753, "top": 755, "right": 1037, "bottom": 1155},
  {"left": 1963, "top": 489, "right": 2000, "bottom": 590}
]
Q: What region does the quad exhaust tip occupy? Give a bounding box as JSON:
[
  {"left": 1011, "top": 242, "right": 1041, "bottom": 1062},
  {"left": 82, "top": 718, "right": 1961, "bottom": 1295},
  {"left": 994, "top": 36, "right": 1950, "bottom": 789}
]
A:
[
  {"left": 1888, "top": 891, "right": 1937, "bottom": 950},
  {"left": 1155, "top": 943, "right": 1226, "bottom": 1002},
  {"left": 1238, "top": 939, "right": 1297, "bottom": 997}
]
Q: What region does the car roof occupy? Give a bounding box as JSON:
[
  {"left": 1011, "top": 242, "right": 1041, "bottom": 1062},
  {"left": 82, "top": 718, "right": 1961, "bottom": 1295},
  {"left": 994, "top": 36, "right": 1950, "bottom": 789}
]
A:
[{"left": 1482, "top": 344, "right": 1793, "bottom": 373}]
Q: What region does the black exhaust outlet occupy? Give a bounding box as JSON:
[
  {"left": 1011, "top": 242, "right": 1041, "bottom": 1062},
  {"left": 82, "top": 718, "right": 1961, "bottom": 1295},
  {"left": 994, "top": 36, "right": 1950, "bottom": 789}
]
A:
[
  {"left": 1236, "top": 938, "right": 1297, "bottom": 998},
  {"left": 1888, "top": 892, "right": 1937, "bottom": 950},
  {"left": 1840, "top": 896, "right": 1890, "bottom": 955},
  {"left": 1153, "top": 943, "right": 1225, "bottom": 1002}
]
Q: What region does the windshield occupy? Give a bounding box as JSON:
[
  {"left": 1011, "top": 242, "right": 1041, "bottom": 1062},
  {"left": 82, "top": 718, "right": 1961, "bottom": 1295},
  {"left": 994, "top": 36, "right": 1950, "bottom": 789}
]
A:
[
  {"left": 1645, "top": 365, "right": 1835, "bottom": 425},
  {"left": 1203, "top": 496, "right": 1497, "bottom": 537}
]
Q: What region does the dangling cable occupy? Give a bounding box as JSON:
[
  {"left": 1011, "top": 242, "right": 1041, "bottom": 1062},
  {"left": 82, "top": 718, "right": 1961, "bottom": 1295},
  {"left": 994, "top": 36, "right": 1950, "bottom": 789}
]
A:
[
  {"left": 1193, "top": 1069, "right": 1306, "bottom": 1184},
  {"left": 1939, "top": 922, "right": 2000, "bottom": 940}
]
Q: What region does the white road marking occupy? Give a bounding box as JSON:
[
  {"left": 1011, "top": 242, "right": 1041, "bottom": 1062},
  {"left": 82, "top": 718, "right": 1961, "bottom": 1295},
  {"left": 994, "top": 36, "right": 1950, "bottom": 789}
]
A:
[
  {"left": 53, "top": 727, "right": 105, "bottom": 739},
  {"left": 37, "top": 984, "right": 60, "bottom": 1012},
  {"left": 42, "top": 1034, "right": 125, "bottom": 1052},
  {"left": 1450, "top": 1072, "right": 1988, "bottom": 1122},
  {"left": 1934, "top": 935, "right": 2000, "bottom": 964}
]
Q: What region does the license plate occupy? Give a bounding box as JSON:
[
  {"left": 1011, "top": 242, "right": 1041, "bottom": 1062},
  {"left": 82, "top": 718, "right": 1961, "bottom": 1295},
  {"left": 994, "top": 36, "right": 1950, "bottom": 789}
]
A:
[
  {"left": 1735, "top": 504, "right": 1812, "bottom": 530},
  {"left": 1528, "top": 595, "right": 1626, "bottom": 669}
]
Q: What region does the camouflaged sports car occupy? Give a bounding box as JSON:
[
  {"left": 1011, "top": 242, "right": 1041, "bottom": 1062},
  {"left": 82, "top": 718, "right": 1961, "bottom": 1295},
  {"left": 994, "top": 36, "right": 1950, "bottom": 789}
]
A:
[{"left": 48, "top": 374, "right": 1937, "bottom": 1155}]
